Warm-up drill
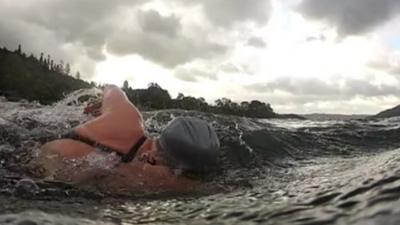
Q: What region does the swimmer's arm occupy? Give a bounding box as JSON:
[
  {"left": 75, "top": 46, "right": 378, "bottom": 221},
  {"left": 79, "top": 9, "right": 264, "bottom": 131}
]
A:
[
  {"left": 51, "top": 162, "right": 199, "bottom": 194},
  {"left": 83, "top": 85, "right": 129, "bottom": 118},
  {"left": 92, "top": 163, "right": 200, "bottom": 193},
  {"left": 53, "top": 163, "right": 142, "bottom": 191},
  {"left": 83, "top": 85, "right": 128, "bottom": 116},
  {"left": 101, "top": 85, "right": 130, "bottom": 112},
  {"left": 64, "top": 168, "right": 112, "bottom": 185}
]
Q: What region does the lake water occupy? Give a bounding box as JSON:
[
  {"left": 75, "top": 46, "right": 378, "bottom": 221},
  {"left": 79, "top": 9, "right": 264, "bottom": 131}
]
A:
[{"left": 1, "top": 89, "right": 400, "bottom": 225}]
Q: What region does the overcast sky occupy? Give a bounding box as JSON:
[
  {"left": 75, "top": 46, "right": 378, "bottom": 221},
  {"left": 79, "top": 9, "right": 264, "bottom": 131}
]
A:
[{"left": 1, "top": 0, "right": 400, "bottom": 114}]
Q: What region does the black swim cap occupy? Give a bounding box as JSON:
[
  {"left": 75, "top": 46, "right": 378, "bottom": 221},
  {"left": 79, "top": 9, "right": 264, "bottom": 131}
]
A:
[{"left": 158, "top": 117, "right": 220, "bottom": 173}]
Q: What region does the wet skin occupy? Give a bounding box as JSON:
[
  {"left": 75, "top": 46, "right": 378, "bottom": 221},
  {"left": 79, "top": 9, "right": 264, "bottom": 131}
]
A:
[{"left": 36, "top": 85, "right": 198, "bottom": 193}]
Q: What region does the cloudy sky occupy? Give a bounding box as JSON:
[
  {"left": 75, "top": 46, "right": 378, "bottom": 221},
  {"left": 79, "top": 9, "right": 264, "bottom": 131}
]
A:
[{"left": 1, "top": 0, "right": 400, "bottom": 114}]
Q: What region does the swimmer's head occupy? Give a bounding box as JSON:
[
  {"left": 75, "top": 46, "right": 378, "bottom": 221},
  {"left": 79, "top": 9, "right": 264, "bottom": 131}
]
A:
[{"left": 157, "top": 117, "right": 220, "bottom": 173}]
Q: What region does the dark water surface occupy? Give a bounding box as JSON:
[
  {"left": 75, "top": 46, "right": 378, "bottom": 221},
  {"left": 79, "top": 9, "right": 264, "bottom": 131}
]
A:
[{"left": 1, "top": 89, "right": 400, "bottom": 225}]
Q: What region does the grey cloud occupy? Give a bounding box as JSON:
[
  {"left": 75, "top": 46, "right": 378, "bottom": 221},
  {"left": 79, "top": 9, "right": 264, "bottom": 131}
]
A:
[
  {"left": 297, "top": 0, "right": 400, "bottom": 36},
  {"left": 16, "top": 0, "right": 142, "bottom": 59},
  {"left": 247, "top": 37, "right": 267, "bottom": 48},
  {"left": 0, "top": 19, "right": 82, "bottom": 68},
  {"left": 219, "top": 63, "right": 241, "bottom": 74},
  {"left": 0, "top": 0, "right": 231, "bottom": 78},
  {"left": 393, "top": 67, "right": 400, "bottom": 75},
  {"left": 246, "top": 77, "right": 400, "bottom": 104},
  {"left": 107, "top": 12, "right": 228, "bottom": 68},
  {"left": 174, "top": 67, "right": 217, "bottom": 82},
  {"left": 241, "top": 84, "right": 341, "bottom": 105},
  {"left": 0, "top": 0, "right": 146, "bottom": 78},
  {"left": 305, "top": 34, "right": 326, "bottom": 42},
  {"left": 387, "top": 65, "right": 400, "bottom": 75},
  {"left": 343, "top": 79, "right": 399, "bottom": 97},
  {"left": 180, "top": 0, "right": 272, "bottom": 27},
  {"left": 203, "top": 0, "right": 271, "bottom": 27},
  {"left": 368, "top": 56, "right": 400, "bottom": 77},
  {"left": 175, "top": 71, "right": 198, "bottom": 82},
  {"left": 219, "top": 62, "right": 256, "bottom": 75},
  {"left": 265, "top": 77, "right": 338, "bottom": 96},
  {"left": 138, "top": 10, "right": 181, "bottom": 38}
]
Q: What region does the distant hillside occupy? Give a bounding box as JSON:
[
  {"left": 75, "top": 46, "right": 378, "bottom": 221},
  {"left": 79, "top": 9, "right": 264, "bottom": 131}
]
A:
[
  {"left": 373, "top": 105, "right": 400, "bottom": 118},
  {"left": 302, "top": 113, "right": 369, "bottom": 121},
  {"left": 0, "top": 46, "right": 92, "bottom": 104}
]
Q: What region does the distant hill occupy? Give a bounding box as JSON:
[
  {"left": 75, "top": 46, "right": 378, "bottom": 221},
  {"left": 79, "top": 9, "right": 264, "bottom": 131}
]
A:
[
  {"left": 302, "top": 113, "right": 369, "bottom": 121},
  {"left": 0, "top": 46, "right": 92, "bottom": 104},
  {"left": 373, "top": 105, "right": 400, "bottom": 118}
]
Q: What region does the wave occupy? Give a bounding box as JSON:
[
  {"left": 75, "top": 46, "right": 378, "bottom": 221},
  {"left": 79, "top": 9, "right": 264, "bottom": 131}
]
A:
[{"left": 1, "top": 89, "right": 400, "bottom": 224}]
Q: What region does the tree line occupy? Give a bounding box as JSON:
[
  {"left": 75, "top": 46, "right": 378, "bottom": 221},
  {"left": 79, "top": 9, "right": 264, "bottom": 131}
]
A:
[
  {"left": 0, "top": 45, "right": 92, "bottom": 104},
  {"left": 0, "top": 44, "right": 300, "bottom": 119},
  {"left": 122, "top": 81, "right": 278, "bottom": 118}
]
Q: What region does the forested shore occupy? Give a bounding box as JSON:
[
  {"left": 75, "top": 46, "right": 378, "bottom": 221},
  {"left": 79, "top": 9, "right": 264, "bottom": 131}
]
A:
[{"left": 0, "top": 45, "right": 302, "bottom": 119}]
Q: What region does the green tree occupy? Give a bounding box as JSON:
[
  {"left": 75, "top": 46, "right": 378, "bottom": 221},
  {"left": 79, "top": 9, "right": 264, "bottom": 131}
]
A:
[
  {"left": 123, "top": 80, "right": 130, "bottom": 90},
  {"left": 47, "top": 55, "right": 51, "bottom": 69},
  {"left": 148, "top": 82, "right": 161, "bottom": 89},
  {"left": 39, "top": 53, "right": 44, "bottom": 64},
  {"left": 65, "top": 63, "right": 71, "bottom": 75},
  {"left": 17, "top": 44, "right": 21, "bottom": 54},
  {"left": 60, "top": 60, "right": 64, "bottom": 74},
  {"left": 0, "top": 47, "right": 91, "bottom": 104},
  {"left": 177, "top": 93, "right": 184, "bottom": 100}
]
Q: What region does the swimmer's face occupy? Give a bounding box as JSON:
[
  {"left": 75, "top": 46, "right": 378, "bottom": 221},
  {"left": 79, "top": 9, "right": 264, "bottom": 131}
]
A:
[{"left": 136, "top": 142, "right": 168, "bottom": 166}]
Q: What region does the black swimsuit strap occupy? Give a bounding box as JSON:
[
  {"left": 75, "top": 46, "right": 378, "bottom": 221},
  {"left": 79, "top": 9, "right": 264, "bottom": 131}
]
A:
[
  {"left": 120, "top": 136, "right": 147, "bottom": 163},
  {"left": 60, "top": 131, "right": 146, "bottom": 162},
  {"left": 61, "top": 131, "right": 99, "bottom": 149}
]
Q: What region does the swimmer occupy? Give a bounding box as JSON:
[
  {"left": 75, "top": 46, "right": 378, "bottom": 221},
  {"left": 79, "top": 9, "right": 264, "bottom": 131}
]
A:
[{"left": 32, "top": 85, "right": 220, "bottom": 193}]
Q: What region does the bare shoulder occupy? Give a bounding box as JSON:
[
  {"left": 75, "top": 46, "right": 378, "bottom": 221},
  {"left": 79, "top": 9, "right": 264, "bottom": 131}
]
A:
[
  {"left": 40, "top": 139, "right": 95, "bottom": 158},
  {"left": 31, "top": 140, "right": 95, "bottom": 178}
]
